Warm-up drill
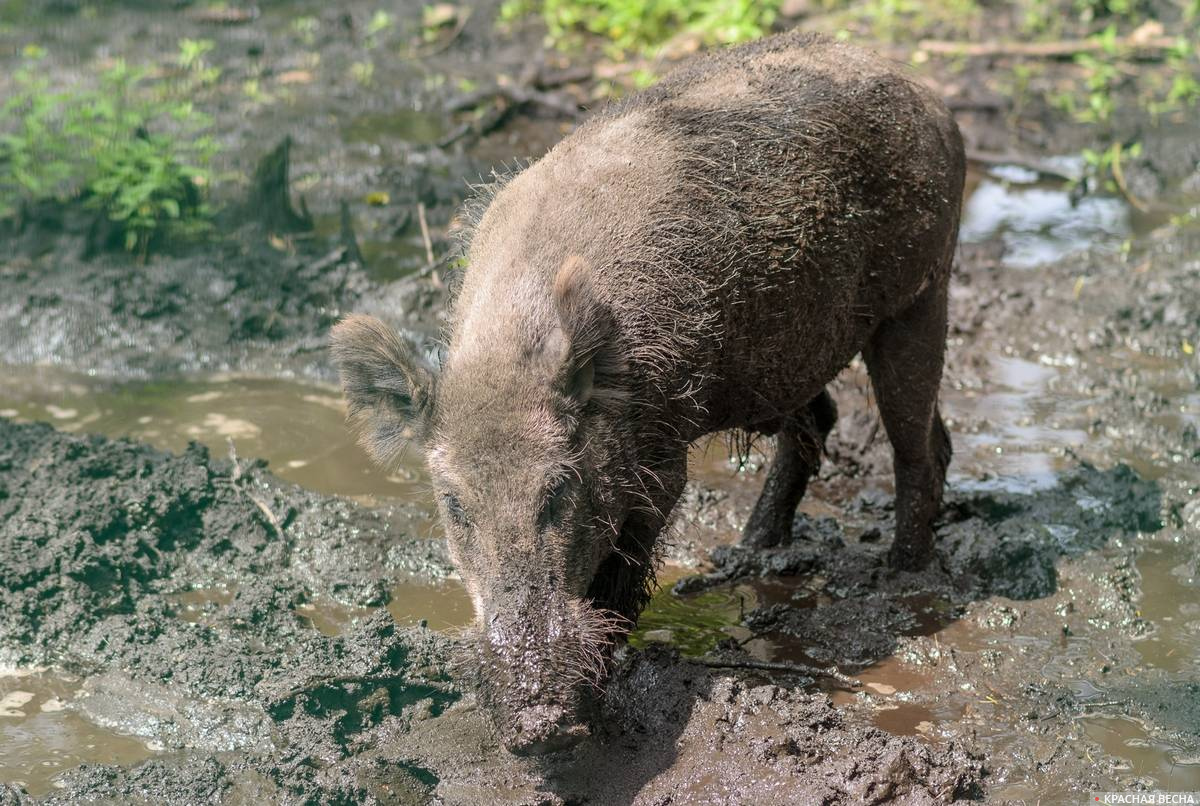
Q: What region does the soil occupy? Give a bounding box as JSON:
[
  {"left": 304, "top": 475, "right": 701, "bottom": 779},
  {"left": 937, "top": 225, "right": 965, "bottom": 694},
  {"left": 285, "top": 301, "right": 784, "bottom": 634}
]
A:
[{"left": 1, "top": 0, "right": 1198, "bottom": 803}]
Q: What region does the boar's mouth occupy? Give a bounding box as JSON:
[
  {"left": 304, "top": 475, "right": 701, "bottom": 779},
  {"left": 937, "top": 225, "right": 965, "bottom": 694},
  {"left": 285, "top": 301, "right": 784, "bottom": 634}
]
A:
[{"left": 472, "top": 594, "right": 624, "bottom": 756}]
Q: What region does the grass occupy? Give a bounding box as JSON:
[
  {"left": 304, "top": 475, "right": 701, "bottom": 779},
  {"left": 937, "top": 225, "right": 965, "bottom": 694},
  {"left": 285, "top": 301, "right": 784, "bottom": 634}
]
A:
[
  {"left": 500, "top": 0, "right": 782, "bottom": 56},
  {"left": 0, "top": 46, "right": 219, "bottom": 257}
]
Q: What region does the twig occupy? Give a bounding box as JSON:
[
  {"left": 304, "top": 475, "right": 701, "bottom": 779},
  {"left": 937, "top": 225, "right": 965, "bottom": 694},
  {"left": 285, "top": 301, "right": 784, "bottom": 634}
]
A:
[
  {"left": 275, "top": 673, "right": 406, "bottom": 702},
  {"left": 699, "top": 658, "right": 861, "bottom": 688},
  {"left": 446, "top": 83, "right": 580, "bottom": 119},
  {"left": 188, "top": 4, "right": 259, "bottom": 24},
  {"left": 497, "top": 82, "right": 581, "bottom": 119},
  {"left": 226, "top": 438, "right": 285, "bottom": 540},
  {"left": 917, "top": 35, "right": 1177, "bottom": 59},
  {"left": 1079, "top": 699, "right": 1125, "bottom": 709},
  {"left": 417, "top": 202, "right": 434, "bottom": 265},
  {"left": 536, "top": 65, "right": 593, "bottom": 90},
  {"left": 436, "top": 101, "right": 513, "bottom": 148},
  {"left": 1110, "top": 144, "right": 1151, "bottom": 213},
  {"left": 399, "top": 8, "right": 472, "bottom": 60}
]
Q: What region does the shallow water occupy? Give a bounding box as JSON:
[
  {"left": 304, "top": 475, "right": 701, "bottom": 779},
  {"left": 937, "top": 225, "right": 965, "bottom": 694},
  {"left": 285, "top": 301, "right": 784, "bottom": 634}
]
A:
[
  {"left": 0, "top": 369, "right": 429, "bottom": 507},
  {"left": 959, "top": 162, "right": 1132, "bottom": 268},
  {"left": 0, "top": 669, "right": 158, "bottom": 798}
]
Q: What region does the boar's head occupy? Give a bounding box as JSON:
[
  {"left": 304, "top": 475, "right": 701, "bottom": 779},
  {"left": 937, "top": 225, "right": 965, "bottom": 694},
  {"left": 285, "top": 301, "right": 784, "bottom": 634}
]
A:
[{"left": 330, "top": 258, "right": 652, "bottom": 755}]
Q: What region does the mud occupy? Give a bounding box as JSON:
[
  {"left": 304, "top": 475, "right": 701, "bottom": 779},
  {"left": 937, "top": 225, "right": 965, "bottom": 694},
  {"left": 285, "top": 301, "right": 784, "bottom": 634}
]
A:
[
  {"left": 0, "top": 417, "right": 984, "bottom": 804},
  {"left": 664, "top": 164, "right": 1200, "bottom": 798},
  {"left": 1, "top": 0, "right": 1199, "bottom": 802},
  {"left": 0, "top": 0, "right": 563, "bottom": 380}
]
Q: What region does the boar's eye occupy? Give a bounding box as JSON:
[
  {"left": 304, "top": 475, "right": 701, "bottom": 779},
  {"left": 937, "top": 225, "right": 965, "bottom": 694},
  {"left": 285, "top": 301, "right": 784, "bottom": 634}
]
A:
[
  {"left": 443, "top": 493, "right": 471, "bottom": 529},
  {"left": 538, "top": 477, "right": 571, "bottom": 530}
]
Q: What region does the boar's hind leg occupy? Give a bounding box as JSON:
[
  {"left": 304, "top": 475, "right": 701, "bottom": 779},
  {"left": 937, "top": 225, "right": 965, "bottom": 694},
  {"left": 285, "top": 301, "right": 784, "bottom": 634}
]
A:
[
  {"left": 741, "top": 389, "right": 838, "bottom": 549},
  {"left": 863, "top": 280, "right": 952, "bottom": 571}
]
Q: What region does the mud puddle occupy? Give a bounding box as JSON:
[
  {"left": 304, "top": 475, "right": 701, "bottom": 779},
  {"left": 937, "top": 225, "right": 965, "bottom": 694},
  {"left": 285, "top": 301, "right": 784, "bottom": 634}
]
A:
[
  {"left": 959, "top": 161, "right": 1132, "bottom": 268},
  {"left": 0, "top": 367, "right": 427, "bottom": 506},
  {"left": 296, "top": 580, "right": 475, "bottom": 637},
  {"left": 1, "top": 669, "right": 157, "bottom": 798}
]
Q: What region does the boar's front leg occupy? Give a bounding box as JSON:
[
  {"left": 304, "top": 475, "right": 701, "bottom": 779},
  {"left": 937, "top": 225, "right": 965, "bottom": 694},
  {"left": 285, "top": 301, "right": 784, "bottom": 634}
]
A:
[
  {"left": 863, "top": 280, "right": 953, "bottom": 572},
  {"left": 741, "top": 389, "right": 838, "bottom": 549},
  {"left": 589, "top": 454, "right": 688, "bottom": 623}
]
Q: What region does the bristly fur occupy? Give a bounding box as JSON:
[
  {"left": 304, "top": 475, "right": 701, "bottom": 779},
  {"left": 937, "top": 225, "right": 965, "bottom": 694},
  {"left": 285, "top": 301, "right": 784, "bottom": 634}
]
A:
[{"left": 332, "top": 29, "right": 964, "bottom": 753}]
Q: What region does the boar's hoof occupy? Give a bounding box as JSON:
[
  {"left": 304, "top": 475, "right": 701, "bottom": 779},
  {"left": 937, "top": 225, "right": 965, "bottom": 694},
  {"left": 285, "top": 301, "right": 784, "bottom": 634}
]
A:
[
  {"left": 505, "top": 704, "right": 590, "bottom": 756},
  {"left": 886, "top": 539, "right": 934, "bottom": 572}
]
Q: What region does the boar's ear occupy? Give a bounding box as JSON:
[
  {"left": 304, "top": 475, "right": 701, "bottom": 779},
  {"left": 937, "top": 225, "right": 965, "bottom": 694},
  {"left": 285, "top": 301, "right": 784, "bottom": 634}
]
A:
[
  {"left": 330, "top": 314, "right": 437, "bottom": 466},
  {"left": 549, "top": 254, "right": 622, "bottom": 408}
]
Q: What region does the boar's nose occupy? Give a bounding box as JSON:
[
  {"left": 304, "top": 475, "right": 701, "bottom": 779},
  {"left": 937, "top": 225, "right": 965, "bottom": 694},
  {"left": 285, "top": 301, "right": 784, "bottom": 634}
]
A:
[{"left": 504, "top": 704, "right": 590, "bottom": 756}]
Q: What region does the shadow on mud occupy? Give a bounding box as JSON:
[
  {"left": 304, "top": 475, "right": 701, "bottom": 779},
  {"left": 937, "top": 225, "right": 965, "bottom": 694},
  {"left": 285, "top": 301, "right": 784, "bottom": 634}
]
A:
[{"left": 676, "top": 461, "right": 1162, "bottom": 673}]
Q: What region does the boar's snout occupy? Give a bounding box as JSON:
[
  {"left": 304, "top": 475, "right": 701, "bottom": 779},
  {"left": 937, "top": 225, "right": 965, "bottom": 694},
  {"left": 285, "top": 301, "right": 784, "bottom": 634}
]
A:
[
  {"left": 475, "top": 594, "right": 615, "bottom": 756},
  {"left": 505, "top": 704, "right": 590, "bottom": 756}
]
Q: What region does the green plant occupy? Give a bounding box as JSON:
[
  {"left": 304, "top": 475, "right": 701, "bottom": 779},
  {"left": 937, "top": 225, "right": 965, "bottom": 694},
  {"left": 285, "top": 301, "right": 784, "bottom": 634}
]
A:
[
  {"left": 0, "top": 58, "right": 218, "bottom": 256},
  {"left": 1007, "top": 61, "right": 1040, "bottom": 127},
  {"left": 1019, "top": 0, "right": 1062, "bottom": 36},
  {"left": 1079, "top": 140, "right": 1141, "bottom": 194},
  {"left": 366, "top": 9, "right": 394, "bottom": 47},
  {"left": 1073, "top": 0, "right": 1137, "bottom": 22},
  {"left": 1148, "top": 37, "right": 1200, "bottom": 118},
  {"left": 350, "top": 60, "right": 375, "bottom": 85},
  {"left": 1073, "top": 31, "right": 1122, "bottom": 125},
  {"left": 500, "top": 0, "right": 781, "bottom": 57},
  {"left": 291, "top": 15, "right": 319, "bottom": 45}
]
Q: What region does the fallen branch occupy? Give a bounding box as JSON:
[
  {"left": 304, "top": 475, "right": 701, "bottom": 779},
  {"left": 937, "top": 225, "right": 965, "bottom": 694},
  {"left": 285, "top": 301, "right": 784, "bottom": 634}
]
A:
[
  {"left": 1079, "top": 699, "right": 1126, "bottom": 709},
  {"left": 917, "top": 34, "right": 1176, "bottom": 59},
  {"left": 699, "top": 658, "right": 861, "bottom": 688},
  {"left": 438, "top": 65, "right": 583, "bottom": 148},
  {"left": 188, "top": 4, "right": 259, "bottom": 24},
  {"left": 536, "top": 65, "right": 593, "bottom": 90}
]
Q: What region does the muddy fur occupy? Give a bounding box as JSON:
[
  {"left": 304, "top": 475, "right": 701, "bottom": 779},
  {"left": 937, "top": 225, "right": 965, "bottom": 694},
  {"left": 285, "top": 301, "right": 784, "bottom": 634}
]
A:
[{"left": 333, "top": 30, "right": 964, "bottom": 753}]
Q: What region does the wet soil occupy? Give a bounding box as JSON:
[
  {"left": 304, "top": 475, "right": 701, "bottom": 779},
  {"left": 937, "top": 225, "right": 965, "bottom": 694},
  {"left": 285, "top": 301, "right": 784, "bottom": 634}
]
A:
[
  {"left": 1, "top": 0, "right": 1199, "bottom": 803},
  {"left": 0, "top": 417, "right": 985, "bottom": 804},
  {"left": 0, "top": 0, "right": 568, "bottom": 380}
]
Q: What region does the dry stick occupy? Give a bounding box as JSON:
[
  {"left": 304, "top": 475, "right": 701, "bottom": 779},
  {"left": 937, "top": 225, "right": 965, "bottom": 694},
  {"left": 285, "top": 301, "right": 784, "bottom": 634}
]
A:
[
  {"left": 399, "top": 8, "right": 472, "bottom": 60},
  {"left": 1110, "top": 145, "right": 1152, "bottom": 213},
  {"left": 699, "top": 658, "right": 861, "bottom": 688},
  {"left": 226, "top": 438, "right": 285, "bottom": 540},
  {"left": 417, "top": 202, "right": 434, "bottom": 265},
  {"left": 446, "top": 84, "right": 580, "bottom": 119},
  {"left": 1079, "top": 699, "right": 1125, "bottom": 709},
  {"left": 437, "top": 99, "right": 513, "bottom": 148},
  {"left": 536, "top": 65, "right": 593, "bottom": 90},
  {"left": 916, "top": 35, "right": 1177, "bottom": 58}
]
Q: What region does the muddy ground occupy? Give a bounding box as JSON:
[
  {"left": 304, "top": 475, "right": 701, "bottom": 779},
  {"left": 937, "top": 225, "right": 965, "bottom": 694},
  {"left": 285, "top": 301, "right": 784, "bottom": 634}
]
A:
[{"left": 1, "top": 0, "right": 1198, "bottom": 803}]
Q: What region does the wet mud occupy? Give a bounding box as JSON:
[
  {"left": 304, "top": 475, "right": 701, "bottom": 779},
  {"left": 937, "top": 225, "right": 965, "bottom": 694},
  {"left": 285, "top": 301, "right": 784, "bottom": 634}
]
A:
[
  {"left": 0, "top": 0, "right": 562, "bottom": 380},
  {"left": 1, "top": 0, "right": 1199, "bottom": 803},
  {"left": 0, "top": 418, "right": 984, "bottom": 804}
]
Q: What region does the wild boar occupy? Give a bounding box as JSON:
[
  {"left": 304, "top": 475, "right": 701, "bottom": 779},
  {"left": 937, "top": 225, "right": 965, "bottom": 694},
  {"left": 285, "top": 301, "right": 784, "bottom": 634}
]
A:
[{"left": 331, "top": 30, "right": 964, "bottom": 755}]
